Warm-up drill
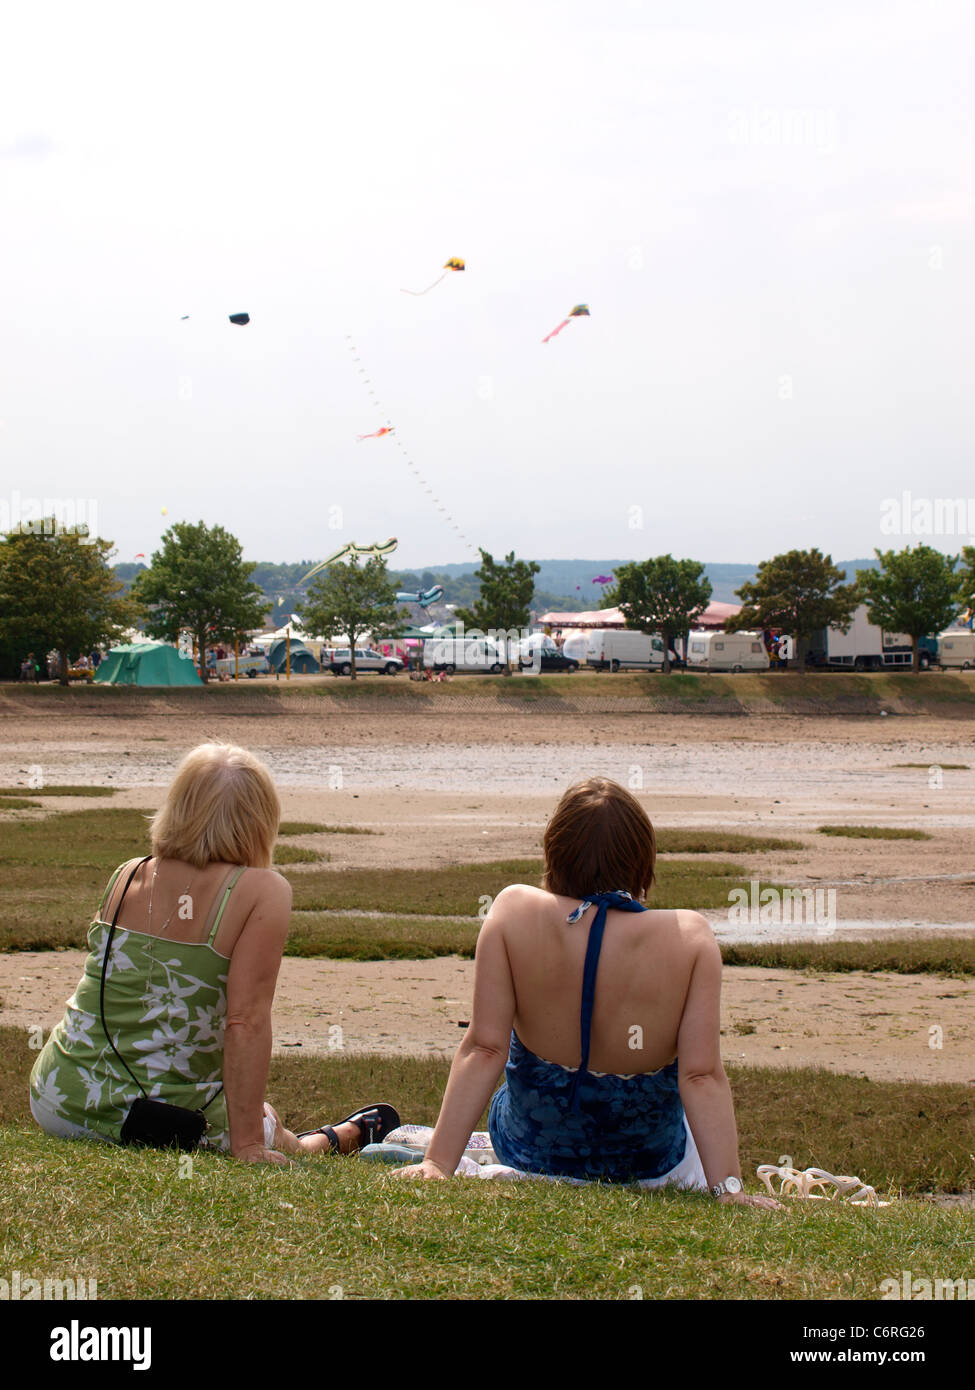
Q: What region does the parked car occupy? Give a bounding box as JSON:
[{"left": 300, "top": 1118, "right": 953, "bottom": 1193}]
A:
[
  {"left": 517, "top": 635, "right": 579, "bottom": 672},
  {"left": 327, "top": 647, "right": 404, "bottom": 676}
]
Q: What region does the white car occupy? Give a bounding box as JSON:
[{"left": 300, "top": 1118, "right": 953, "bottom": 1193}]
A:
[{"left": 327, "top": 647, "right": 404, "bottom": 676}]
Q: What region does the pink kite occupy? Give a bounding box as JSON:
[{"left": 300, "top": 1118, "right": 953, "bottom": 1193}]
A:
[
  {"left": 357, "top": 426, "right": 395, "bottom": 441},
  {"left": 542, "top": 303, "right": 590, "bottom": 344}
]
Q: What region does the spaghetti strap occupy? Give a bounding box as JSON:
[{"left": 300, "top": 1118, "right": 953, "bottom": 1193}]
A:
[
  {"left": 566, "top": 890, "right": 647, "bottom": 1110},
  {"left": 97, "top": 858, "right": 143, "bottom": 922},
  {"left": 207, "top": 867, "right": 247, "bottom": 946}
]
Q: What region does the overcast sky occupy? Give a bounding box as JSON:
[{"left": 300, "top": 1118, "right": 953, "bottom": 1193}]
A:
[{"left": 2, "top": 1, "right": 973, "bottom": 571}]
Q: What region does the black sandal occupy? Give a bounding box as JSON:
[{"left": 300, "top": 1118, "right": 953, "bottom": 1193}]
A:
[{"left": 297, "top": 1102, "right": 400, "bottom": 1153}]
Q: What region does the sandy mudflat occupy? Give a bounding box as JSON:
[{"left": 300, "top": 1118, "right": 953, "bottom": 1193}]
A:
[
  {"left": 3, "top": 951, "right": 973, "bottom": 1084},
  {"left": 1, "top": 701, "right": 974, "bottom": 1083}
]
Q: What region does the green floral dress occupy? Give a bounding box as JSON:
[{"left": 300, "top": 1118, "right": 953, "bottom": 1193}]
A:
[{"left": 29, "top": 860, "right": 244, "bottom": 1149}]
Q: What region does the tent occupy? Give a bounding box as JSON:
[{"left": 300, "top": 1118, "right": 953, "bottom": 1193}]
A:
[
  {"left": 94, "top": 641, "right": 203, "bottom": 687},
  {"left": 266, "top": 638, "right": 320, "bottom": 674}
]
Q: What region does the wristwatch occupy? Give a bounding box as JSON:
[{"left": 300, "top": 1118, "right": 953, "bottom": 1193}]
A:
[{"left": 711, "top": 1176, "right": 743, "bottom": 1198}]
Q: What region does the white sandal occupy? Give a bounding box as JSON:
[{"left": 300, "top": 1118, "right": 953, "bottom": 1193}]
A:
[{"left": 758, "top": 1162, "right": 891, "bottom": 1206}]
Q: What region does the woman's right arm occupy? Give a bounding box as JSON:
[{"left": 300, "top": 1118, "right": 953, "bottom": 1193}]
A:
[
  {"left": 676, "top": 915, "right": 781, "bottom": 1209},
  {"left": 223, "top": 871, "right": 292, "bottom": 1164}
]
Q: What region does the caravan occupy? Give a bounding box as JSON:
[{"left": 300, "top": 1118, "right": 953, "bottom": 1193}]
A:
[
  {"left": 685, "top": 631, "right": 769, "bottom": 672},
  {"left": 937, "top": 630, "right": 975, "bottom": 669}
]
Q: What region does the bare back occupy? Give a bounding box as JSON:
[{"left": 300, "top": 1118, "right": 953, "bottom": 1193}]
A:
[
  {"left": 101, "top": 857, "right": 283, "bottom": 959},
  {"left": 497, "top": 885, "right": 708, "bottom": 1075}
]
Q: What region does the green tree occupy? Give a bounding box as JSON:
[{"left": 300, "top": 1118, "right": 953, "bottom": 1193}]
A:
[
  {"left": 454, "top": 549, "right": 539, "bottom": 632},
  {"left": 608, "top": 556, "right": 712, "bottom": 673},
  {"left": 953, "top": 546, "right": 975, "bottom": 618},
  {"left": 857, "top": 545, "right": 959, "bottom": 672},
  {"left": 0, "top": 521, "right": 135, "bottom": 684},
  {"left": 294, "top": 556, "right": 405, "bottom": 680},
  {"left": 131, "top": 521, "right": 269, "bottom": 684},
  {"left": 730, "top": 549, "right": 859, "bottom": 669}
]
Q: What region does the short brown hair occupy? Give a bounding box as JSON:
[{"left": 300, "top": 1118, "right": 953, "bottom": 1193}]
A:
[{"left": 542, "top": 778, "right": 656, "bottom": 900}]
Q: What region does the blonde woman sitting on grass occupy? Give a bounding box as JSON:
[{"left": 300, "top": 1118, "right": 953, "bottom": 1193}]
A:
[
  {"left": 30, "top": 743, "right": 398, "bottom": 1163},
  {"left": 391, "top": 777, "right": 780, "bottom": 1207}
]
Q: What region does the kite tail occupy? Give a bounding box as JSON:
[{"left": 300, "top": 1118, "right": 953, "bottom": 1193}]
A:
[
  {"left": 401, "top": 272, "right": 449, "bottom": 296},
  {"left": 542, "top": 319, "right": 571, "bottom": 343}
]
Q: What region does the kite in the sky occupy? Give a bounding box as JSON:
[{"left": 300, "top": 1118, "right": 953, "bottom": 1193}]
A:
[
  {"left": 542, "top": 304, "right": 590, "bottom": 344},
  {"left": 402, "top": 257, "right": 465, "bottom": 296},
  {"left": 592, "top": 574, "right": 613, "bottom": 585},
  {"left": 300, "top": 538, "right": 399, "bottom": 586},
  {"left": 395, "top": 585, "right": 445, "bottom": 610},
  {"left": 179, "top": 313, "right": 250, "bottom": 325},
  {"left": 357, "top": 426, "right": 395, "bottom": 441},
  {"left": 134, "top": 553, "right": 145, "bottom": 560}
]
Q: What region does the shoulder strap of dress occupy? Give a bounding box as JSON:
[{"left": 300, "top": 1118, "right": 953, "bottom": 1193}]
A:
[
  {"left": 567, "top": 890, "right": 647, "bottom": 1110},
  {"left": 206, "top": 866, "right": 248, "bottom": 945}
]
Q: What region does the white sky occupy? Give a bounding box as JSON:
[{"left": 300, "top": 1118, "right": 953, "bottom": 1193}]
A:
[{"left": 2, "top": 0, "right": 973, "bottom": 570}]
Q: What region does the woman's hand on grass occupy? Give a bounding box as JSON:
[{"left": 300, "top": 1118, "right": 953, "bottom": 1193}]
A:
[
  {"left": 232, "top": 1142, "right": 289, "bottom": 1166},
  {"left": 717, "top": 1191, "right": 784, "bottom": 1210},
  {"left": 389, "top": 1159, "right": 451, "bottom": 1180}
]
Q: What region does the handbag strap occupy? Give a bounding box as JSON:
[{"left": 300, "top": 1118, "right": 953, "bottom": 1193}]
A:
[{"left": 99, "top": 857, "right": 152, "bottom": 1099}]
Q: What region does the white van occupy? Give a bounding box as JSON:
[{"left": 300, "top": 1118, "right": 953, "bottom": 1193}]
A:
[
  {"left": 685, "top": 630, "right": 769, "bottom": 672},
  {"left": 585, "top": 628, "right": 665, "bottom": 672},
  {"left": 423, "top": 635, "right": 507, "bottom": 674},
  {"left": 937, "top": 630, "right": 975, "bottom": 669}
]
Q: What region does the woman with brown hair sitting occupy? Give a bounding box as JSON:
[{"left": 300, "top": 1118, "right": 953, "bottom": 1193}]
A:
[{"left": 392, "top": 777, "right": 779, "bottom": 1207}]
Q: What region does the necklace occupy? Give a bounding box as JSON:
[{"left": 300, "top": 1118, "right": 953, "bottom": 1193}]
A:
[{"left": 148, "top": 860, "right": 194, "bottom": 936}]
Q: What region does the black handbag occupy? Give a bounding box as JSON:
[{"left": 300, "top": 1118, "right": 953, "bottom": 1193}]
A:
[{"left": 99, "top": 857, "right": 221, "bottom": 1151}]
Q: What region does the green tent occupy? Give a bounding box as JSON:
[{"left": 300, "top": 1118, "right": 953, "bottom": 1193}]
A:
[{"left": 94, "top": 641, "right": 203, "bottom": 687}]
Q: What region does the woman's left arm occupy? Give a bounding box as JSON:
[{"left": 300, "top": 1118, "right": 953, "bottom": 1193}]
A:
[{"left": 393, "top": 895, "right": 517, "bottom": 1179}]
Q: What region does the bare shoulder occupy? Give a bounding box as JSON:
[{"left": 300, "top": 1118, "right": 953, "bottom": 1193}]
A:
[
  {"left": 240, "top": 866, "right": 292, "bottom": 906},
  {"left": 673, "top": 909, "right": 718, "bottom": 946},
  {"left": 484, "top": 883, "right": 550, "bottom": 923}
]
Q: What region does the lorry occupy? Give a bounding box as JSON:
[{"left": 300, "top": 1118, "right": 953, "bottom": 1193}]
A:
[
  {"left": 936, "top": 630, "right": 975, "bottom": 669},
  {"left": 805, "top": 605, "right": 936, "bottom": 671},
  {"left": 585, "top": 628, "right": 667, "bottom": 672},
  {"left": 685, "top": 631, "right": 769, "bottom": 672}
]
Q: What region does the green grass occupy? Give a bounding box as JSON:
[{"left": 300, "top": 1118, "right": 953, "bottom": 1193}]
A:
[
  {"left": 279, "top": 821, "right": 377, "bottom": 836},
  {"left": 1, "top": 1024, "right": 971, "bottom": 1298},
  {"left": 894, "top": 763, "right": 970, "bottom": 770},
  {"left": 286, "top": 913, "right": 480, "bottom": 959},
  {"left": 281, "top": 858, "right": 775, "bottom": 915},
  {"left": 0, "top": 785, "right": 116, "bottom": 797},
  {"left": 272, "top": 846, "right": 327, "bottom": 865},
  {"left": 0, "top": 798, "right": 42, "bottom": 810},
  {"left": 656, "top": 830, "right": 805, "bottom": 853},
  {"left": 721, "top": 937, "right": 975, "bottom": 979},
  {"left": 817, "top": 825, "right": 933, "bottom": 840}
]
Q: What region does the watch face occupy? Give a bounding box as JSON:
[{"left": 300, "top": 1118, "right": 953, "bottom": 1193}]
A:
[{"left": 725, "top": 1176, "right": 743, "bottom": 1194}]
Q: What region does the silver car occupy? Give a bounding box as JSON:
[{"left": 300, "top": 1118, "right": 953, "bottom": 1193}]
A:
[{"left": 327, "top": 647, "right": 404, "bottom": 676}]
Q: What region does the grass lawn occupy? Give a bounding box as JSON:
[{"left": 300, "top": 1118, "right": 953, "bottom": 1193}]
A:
[{"left": 2, "top": 1026, "right": 972, "bottom": 1300}]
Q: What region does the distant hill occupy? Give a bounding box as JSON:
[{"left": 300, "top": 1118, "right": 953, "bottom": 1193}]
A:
[{"left": 112, "top": 556, "right": 881, "bottom": 613}]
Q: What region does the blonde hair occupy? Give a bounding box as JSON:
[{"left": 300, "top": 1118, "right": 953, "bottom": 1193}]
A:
[{"left": 150, "top": 743, "right": 281, "bottom": 869}]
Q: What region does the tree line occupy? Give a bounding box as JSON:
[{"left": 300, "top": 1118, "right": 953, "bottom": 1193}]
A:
[{"left": 2, "top": 517, "right": 972, "bottom": 682}]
